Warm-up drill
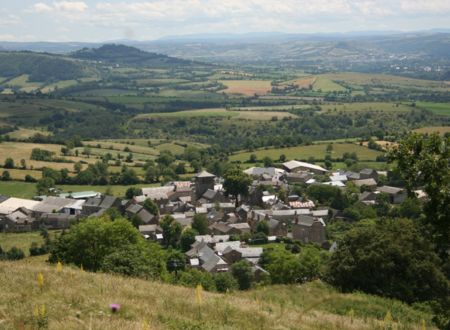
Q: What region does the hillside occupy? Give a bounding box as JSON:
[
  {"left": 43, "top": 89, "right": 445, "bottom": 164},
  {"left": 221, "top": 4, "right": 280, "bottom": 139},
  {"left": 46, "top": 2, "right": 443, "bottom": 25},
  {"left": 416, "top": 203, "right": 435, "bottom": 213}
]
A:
[
  {"left": 0, "top": 52, "right": 86, "bottom": 82},
  {"left": 0, "top": 259, "right": 434, "bottom": 329},
  {"left": 71, "top": 44, "right": 197, "bottom": 68}
]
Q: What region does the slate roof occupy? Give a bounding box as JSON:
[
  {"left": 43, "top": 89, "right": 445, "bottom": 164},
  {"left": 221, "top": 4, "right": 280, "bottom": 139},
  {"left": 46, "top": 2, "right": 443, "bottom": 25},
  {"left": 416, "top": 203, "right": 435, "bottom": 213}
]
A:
[
  {"left": 283, "top": 160, "right": 328, "bottom": 173},
  {"left": 126, "top": 203, "right": 143, "bottom": 214},
  {"left": 195, "top": 170, "right": 215, "bottom": 178},
  {"left": 352, "top": 178, "right": 377, "bottom": 187},
  {"left": 378, "top": 186, "right": 405, "bottom": 195}
]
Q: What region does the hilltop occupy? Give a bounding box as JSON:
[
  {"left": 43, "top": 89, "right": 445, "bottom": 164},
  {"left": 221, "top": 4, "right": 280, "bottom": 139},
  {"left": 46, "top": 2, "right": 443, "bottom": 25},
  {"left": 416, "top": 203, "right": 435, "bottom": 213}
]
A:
[
  {"left": 71, "top": 44, "right": 197, "bottom": 68},
  {"left": 0, "top": 258, "right": 434, "bottom": 329}
]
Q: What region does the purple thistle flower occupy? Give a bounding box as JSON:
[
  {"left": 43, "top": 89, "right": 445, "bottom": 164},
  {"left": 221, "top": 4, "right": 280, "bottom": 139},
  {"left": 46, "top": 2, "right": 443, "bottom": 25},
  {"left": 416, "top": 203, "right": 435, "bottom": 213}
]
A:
[{"left": 109, "top": 303, "right": 121, "bottom": 313}]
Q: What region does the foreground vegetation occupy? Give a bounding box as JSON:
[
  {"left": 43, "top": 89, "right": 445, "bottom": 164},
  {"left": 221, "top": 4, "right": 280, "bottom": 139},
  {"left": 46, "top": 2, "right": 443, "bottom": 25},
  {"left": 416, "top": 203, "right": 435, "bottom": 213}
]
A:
[{"left": 0, "top": 258, "right": 435, "bottom": 330}]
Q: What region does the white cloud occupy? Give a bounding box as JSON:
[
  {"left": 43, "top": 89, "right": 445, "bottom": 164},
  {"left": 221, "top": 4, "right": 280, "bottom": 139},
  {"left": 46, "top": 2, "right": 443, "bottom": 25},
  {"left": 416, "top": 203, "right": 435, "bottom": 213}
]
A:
[
  {"left": 33, "top": 1, "right": 88, "bottom": 13},
  {"left": 33, "top": 3, "right": 53, "bottom": 13}
]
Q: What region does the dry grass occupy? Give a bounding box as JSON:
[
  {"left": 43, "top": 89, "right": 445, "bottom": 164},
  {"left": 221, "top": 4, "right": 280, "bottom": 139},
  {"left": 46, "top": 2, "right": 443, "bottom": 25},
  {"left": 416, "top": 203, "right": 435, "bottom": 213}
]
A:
[
  {"left": 0, "top": 260, "right": 434, "bottom": 330},
  {"left": 220, "top": 80, "right": 272, "bottom": 96},
  {"left": 413, "top": 126, "right": 450, "bottom": 135},
  {"left": 7, "top": 129, "right": 51, "bottom": 140}
]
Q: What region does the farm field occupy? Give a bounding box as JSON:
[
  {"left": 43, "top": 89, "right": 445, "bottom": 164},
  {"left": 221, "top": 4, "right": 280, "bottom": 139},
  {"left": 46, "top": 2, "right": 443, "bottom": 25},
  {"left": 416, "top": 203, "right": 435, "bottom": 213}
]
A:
[
  {"left": 0, "top": 181, "right": 161, "bottom": 199},
  {"left": 230, "top": 143, "right": 383, "bottom": 162},
  {"left": 415, "top": 102, "right": 450, "bottom": 116},
  {"left": 134, "top": 108, "right": 297, "bottom": 120},
  {"left": 279, "top": 76, "right": 316, "bottom": 89},
  {"left": 319, "top": 102, "right": 413, "bottom": 113},
  {"left": 7, "top": 128, "right": 51, "bottom": 140},
  {"left": 321, "top": 72, "right": 450, "bottom": 90},
  {"left": 413, "top": 126, "right": 450, "bottom": 135},
  {"left": 219, "top": 80, "right": 272, "bottom": 96},
  {"left": 313, "top": 76, "right": 347, "bottom": 92},
  {"left": 0, "top": 232, "right": 45, "bottom": 255}
]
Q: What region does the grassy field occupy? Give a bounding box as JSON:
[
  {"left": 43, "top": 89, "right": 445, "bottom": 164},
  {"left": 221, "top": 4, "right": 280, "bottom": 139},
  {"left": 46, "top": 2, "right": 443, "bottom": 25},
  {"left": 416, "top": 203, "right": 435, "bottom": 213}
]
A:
[
  {"left": 4, "top": 74, "right": 43, "bottom": 92},
  {"left": 0, "top": 181, "right": 160, "bottom": 199},
  {"left": 413, "top": 126, "right": 450, "bottom": 135},
  {"left": 0, "top": 259, "right": 434, "bottom": 329},
  {"left": 230, "top": 143, "right": 383, "bottom": 162},
  {"left": 319, "top": 102, "right": 413, "bottom": 113},
  {"left": 313, "top": 76, "right": 347, "bottom": 92},
  {"left": 0, "top": 232, "right": 44, "bottom": 255},
  {"left": 219, "top": 80, "right": 272, "bottom": 96},
  {"left": 415, "top": 102, "right": 450, "bottom": 116},
  {"left": 40, "top": 80, "right": 79, "bottom": 93},
  {"left": 7, "top": 128, "right": 51, "bottom": 140},
  {"left": 279, "top": 76, "right": 316, "bottom": 89},
  {"left": 134, "top": 108, "right": 297, "bottom": 121}
]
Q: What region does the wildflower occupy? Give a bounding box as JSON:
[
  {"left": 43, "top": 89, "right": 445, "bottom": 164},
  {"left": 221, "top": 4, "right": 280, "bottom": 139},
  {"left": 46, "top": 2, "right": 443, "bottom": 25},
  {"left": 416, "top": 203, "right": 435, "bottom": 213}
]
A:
[
  {"left": 37, "top": 273, "right": 44, "bottom": 290},
  {"left": 109, "top": 303, "right": 121, "bottom": 314},
  {"left": 80, "top": 264, "right": 84, "bottom": 272},
  {"left": 421, "top": 319, "right": 426, "bottom": 330},
  {"left": 347, "top": 308, "right": 355, "bottom": 324},
  {"left": 196, "top": 284, "right": 203, "bottom": 305},
  {"left": 56, "top": 261, "right": 62, "bottom": 273},
  {"left": 384, "top": 310, "right": 393, "bottom": 327}
]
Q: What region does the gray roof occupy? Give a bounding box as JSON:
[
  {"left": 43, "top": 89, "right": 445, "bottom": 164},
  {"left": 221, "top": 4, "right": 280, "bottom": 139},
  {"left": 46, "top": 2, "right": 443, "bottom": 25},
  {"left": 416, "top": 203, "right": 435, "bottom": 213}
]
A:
[
  {"left": 378, "top": 186, "right": 405, "bottom": 195},
  {"left": 99, "top": 195, "right": 118, "bottom": 209},
  {"left": 126, "top": 203, "right": 143, "bottom": 214},
  {"left": 352, "top": 178, "right": 377, "bottom": 187},
  {"left": 33, "top": 196, "right": 77, "bottom": 213},
  {"left": 84, "top": 197, "right": 102, "bottom": 207},
  {"left": 202, "top": 189, "right": 218, "bottom": 200},
  {"left": 137, "top": 208, "right": 154, "bottom": 224},
  {"left": 360, "top": 168, "right": 376, "bottom": 175},
  {"left": 195, "top": 170, "right": 215, "bottom": 178},
  {"left": 0, "top": 195, "right": 9, "bottom": 204}
]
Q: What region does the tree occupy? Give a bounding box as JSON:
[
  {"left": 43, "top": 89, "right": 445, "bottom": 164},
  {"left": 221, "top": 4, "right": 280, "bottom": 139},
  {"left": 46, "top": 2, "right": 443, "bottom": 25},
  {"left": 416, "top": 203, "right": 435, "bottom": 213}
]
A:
[
  {"left": 223, "top": 166, "right": 252, "bottom": 207},
  {"left": 249, "top": 154, "right": 257, "bottom": 163},
  {"left": 160, "top": 215, "right": 182, "bottom": 248},
  {"left": 180, "top": 228, "right": 198, "bottom": 252},
  {"left": 214, "top": 272, "right": 238, "bottom": 293},
  {"left": 4, "top": 158, "right": 14, "bottom": 169},
  {"left": 326, "top": 218, "right": 449, "bottom": 304},
  {"left": 36, "top": 177, "right": 55, "bottom": 195},
  {"left": 256, "top": 220, "right": 269, "bottom": 235},
  {"left": 5, "top": 247, "right": 25, "bottom": 260},
  {"left": 166, "top": 249, "right": 186, "bottom": 274},
  {"left": 49, "top": 216, "right": 148, "bottom": 271},
  {"left": 143, "top": 199, "right": 159, "bottom": 215},
  {"left": 20, "top": 159, "right": 26, "bottom": 169},
  {"left": 125, "top": 187, "right": 142, "bottom": 200},
  {"left": 192, "top": 214, "right": 209, "bottom": 235},
  {"left": 263, "top": 156, "right": 273, "bottom": 167},
  {"left": 279, "top": 154, "right": 286, "bottom": 162},
  {"left": 74, "top": 162, "right": 82, "bottom": 173},
  {"left": 145, "top": 164, "right": 160, "bottom": 183},
  {"left": 388, "top": 133, "right": 449, "bottom": 255},
  {"left": 1, "top": 171, "right": 11, "bottom": 181},
  {"left": 231, "top": 260, "right": 254, "bottom": 290}
]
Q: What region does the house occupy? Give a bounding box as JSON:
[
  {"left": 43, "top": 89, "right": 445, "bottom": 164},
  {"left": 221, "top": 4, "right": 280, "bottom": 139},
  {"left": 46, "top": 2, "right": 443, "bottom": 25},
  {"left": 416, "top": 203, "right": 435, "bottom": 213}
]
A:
[
  {"left": 199, "top": 189, "right": 229, "bottom": 204},
  {"left": 126, "top": 204, "right": 157, "bottom": 224},
  {"left": 0, "top": 197, "right": 40, "bottom": 216},
  {"left": 244, "top": 167, "right": 285, "bottom": 180},
  {"left": 284, "top": 172, "right": 313, "bottom": 184},
  {"left": 377, "top": 186, "right": 407, "bottom": 204},
  {"left": 267, "top": 218, "right": 288, "bottom": 237},
  {"left": 195, "top": 235, "right": 230, "bottom": 244},
  {"left": 228, "top": 222, "right": 251, "bottom": 234},
  {"left": 209, "top": 222, "right": 236, "bottom": 235},
  {"left": 82, "top": 195, "right": 122, "bottom": 216},
  {"left": 359, "top": 169, "right": 379, "bottom": 181},
  {"left": 139, "top": 224, "right": 163, "bottom": 240},
  {"left": 32, "top": 196, "right": 81, "bottom": 217},
  {"left": 283, "top": 160, "right": 328, "bottom": 175},
  {"left": 289, "top": 200, "right": 315, "bottom": 209},
  {"left": 186, "top": 241, "right": 229, "bottom": 273},
  {"left": 236, "top": 205, "right": 250, "bottom": 220},
  {"left": 40, "top": 213, "right": 77, "bottom": 229},
  {"left": 58, "top": 191, "right": 100, "bottom": 200},
  {"left": 0, "top": 208, "right": 35, "bottom": 232},
  {"left": 291, "top": 215, "right": 326, "bottom": 244},
  {"left": 352, "top": 178, "right": 378, "bottom": 190}
]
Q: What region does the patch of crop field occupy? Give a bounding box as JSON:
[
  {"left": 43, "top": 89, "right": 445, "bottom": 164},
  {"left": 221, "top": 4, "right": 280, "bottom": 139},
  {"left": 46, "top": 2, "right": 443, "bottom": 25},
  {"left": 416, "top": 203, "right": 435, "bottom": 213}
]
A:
[
  {"left": 135, "top": 108, "right": 297, "bottom": 121},
  {"left": 0, "top": 232, "right": 45, "bottom": 256},
  {"left": 135, "top": 78, "right": 189, "bottom": 86},
  {"left": 319, "top": 102, "right": 413, "bottom": 113},
  {"left": 219, "top": 80, "right": 272, "bottom": 96},
  {"left": 279, "top": 76, "right": 316, "bottom": 89},
  {"left": 415, "top": 102, "right": 450, "bottom": 116},
  {"left": 1, "top": 168, "right": 43, "bottom": 181},
  {"left": 3, "top": 74, "right": 43, "bottom": 92},
  {"left": 413, "top": 126, "right": 450, "bottom": 135},
  {"left": 322, "top": 72, "right": 450, "bottom": 91},
  {"left": 361, "top": 140, "right": 398, "bottom": 150},
  {"left": 0, "top": 142, "right": 63, "bottom": 165},
  {"left": 40, "top": 80, "right": 78, "bottom": 93},
  {"left": 135, "top": 108, "right": 239, "bottom": 119},
  {"left": 313, "top": 76, "right": 347, "bottom": 92},
  {"left": 108, "top": 166, "right": 145, "bottom": 175},
  {"left": 230, "top": 143, "right": 383, "bottom": 162},
  {"left": 84, "top": 141, "right": 160, "bottom": 156},
  {"left": 7, "top": 128, "right": 51, "bottom": 140},
  {"left": 74, "top": 147, "right": 156, "bottom": 161},
  {"left": 154, "top": 142, "right": 185, "bottom": 154},
  {"left": 157, "top": 89, "right": 219, "bottom": 98},
  {"left": 75, "top": 89, "right": 138, "bottom": 97},
  {"left": 231, "top": 105, "right": 311, "bottom": 111}
]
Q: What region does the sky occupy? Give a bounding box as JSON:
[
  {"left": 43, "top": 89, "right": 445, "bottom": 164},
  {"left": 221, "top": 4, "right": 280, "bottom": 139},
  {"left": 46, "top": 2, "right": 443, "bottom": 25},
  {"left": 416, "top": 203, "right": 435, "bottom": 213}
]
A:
[{"left": 1, "top": 0, "right": 450, "bottom": 42}]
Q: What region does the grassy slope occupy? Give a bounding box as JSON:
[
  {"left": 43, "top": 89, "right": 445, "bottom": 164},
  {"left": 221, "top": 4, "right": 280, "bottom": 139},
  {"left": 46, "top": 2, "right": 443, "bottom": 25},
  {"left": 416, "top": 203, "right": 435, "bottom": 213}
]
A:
[
  {"left": 230, "top": 143, "right": 382, "bottom": 162},
  {"left": 0, "top": 259, "right": 434, "bottom": 329}
]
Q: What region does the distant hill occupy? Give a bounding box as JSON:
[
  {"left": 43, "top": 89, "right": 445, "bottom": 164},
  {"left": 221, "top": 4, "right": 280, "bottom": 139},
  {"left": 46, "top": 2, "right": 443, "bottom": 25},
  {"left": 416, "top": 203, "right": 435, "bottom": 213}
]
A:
[
  {"left": 71, "top": 44, "right": 196, "bottom": 68},
  {"left": 0, "top": 52, "right": 86, "bottom": 82},
  {"left": 0, "top": 259, "right": 435, "bottom": 329}
]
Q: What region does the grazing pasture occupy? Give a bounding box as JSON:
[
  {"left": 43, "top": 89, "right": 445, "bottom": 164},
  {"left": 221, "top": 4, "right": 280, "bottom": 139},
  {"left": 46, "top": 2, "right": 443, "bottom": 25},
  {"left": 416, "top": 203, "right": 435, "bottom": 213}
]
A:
[
  {"left": 415, "top": 102, "right": 450, "bottom": 116},
  {"left": 230, "top": 143, "right": 383, "bottom": 162},
  {"left": 313, "top": 76, "right": 347, "bottom": 92},
  {"left": 319, "top": 102, "right": 413, "bottom": 113},
  {"left": 219, "top": 80, "right": 272, "bottom": 96},
  {"left": 413, "top": 126, "right": 450, "bottom": 135}
]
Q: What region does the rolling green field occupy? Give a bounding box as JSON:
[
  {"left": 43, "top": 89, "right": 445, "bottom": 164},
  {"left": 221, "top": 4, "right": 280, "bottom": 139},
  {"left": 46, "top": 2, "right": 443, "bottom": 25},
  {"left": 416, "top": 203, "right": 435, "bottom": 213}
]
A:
[
  {"left": 0, "top": 181, "right": 161, "bottom": 199},
  {"left": 230, "top": 143, "right": 383, "bottom": 162},
  {"left": 134, "top": 108, "right": 297, "bottom": 121},
  {"left": 313, "top": 76, "right": 347, "bottom": 92},
  {"left": 0, "top": 232, "right": 45, "bottom": 255},
  {"left": 415, "top": 102, "right": 450, "bottom": 116},
  {"left": 319, "top": 102, "right": 413, "bottom": 113}
]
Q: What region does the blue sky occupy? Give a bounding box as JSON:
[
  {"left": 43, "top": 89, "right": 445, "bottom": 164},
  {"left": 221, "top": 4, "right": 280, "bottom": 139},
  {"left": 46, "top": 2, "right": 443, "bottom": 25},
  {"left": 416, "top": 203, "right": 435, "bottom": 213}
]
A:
[{"left": 1, "top": 0, "right": 450, "bottom": 41}]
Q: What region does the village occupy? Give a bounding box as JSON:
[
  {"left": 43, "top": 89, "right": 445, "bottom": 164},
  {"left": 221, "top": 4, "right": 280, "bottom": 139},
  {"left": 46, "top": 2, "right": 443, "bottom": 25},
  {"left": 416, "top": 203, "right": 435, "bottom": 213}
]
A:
[{"left": 0, "top": 158, "right": 423, "bottom": 277}]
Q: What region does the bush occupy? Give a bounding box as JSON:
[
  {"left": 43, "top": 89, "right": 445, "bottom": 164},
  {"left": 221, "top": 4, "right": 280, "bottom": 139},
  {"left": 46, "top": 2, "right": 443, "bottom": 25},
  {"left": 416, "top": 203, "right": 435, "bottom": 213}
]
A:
[
  {"left": 5, "top": 247, "right": 25, "bottom": 260},
  {"left": 231, "top": 260, "right": 254, "bottom": 290},
  {"left": 175, "top": 268, "right": 216, "bottom": 291},
  {"left": 214, "top": 272, "right": 238, "bottom": 293},
  {"left": 29, "top": 242, "right": 48, "bottom": 256}
]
